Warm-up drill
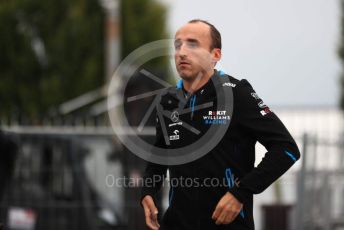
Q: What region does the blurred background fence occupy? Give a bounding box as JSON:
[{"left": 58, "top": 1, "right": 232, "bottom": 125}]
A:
[
  {"left": 0, "top": 126, "right": 152, "bottom": 230},
  {"left": 294, "top": 134, "right": 344, "bottom": 230}
]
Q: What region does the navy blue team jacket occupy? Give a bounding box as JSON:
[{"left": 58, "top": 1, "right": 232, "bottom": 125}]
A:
[{"left": 141, "top": 70, "right": 300, "bottom": 230}]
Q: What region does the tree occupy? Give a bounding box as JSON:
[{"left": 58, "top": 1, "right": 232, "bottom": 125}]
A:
[
  {"left": 120, "top": 0, "right": 168, "bottom": 60},
  {"left": 339, "top": 0, "right": 344, "bottom": 110},
  {"left": 0, "top": 0, "right": 167, "bottom": 122},
  {"left": 0, "top": 0, "right": 105, "bottom": 122}
]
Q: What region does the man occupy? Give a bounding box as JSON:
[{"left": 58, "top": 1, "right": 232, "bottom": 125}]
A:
[{"left": 141, "top": 19, "right": 300, "bottom": 230}]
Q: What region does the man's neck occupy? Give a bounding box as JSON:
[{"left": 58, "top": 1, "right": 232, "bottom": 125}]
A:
[{"left": 183, "top": 69, "right": 215, "bottom": 94}]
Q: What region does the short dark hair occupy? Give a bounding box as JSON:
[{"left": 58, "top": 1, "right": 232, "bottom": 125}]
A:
[{"left": 188, "top": 19, "right": 222, "bottom": 50}]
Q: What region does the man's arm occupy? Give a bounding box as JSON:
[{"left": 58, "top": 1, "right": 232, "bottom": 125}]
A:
[
  {"left": 213, "top": 79, "right": 300, "bottom": 225},
  {"left": 141, "top": 116, "right": 168, "bottom": 230},
  {"left": 229, "top": 79, "right": 300, "bottom": 203},
  {"left": 141, "top": 115, "right": 168, "bottom": 201},
  {"left": 141, "top": 162, "right": 167, "bottom": 201}
]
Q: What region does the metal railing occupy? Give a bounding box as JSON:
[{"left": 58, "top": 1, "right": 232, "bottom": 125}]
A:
[
  {"left": 0, "top": 126, "right": 155, "bottom": 230},
  {"left": 294, "top": 134, "right": 344, "bottom": 230}
]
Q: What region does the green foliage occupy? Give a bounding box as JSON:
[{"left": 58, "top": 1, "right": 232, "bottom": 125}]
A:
[
  {"left": 0, "top": 0, "right": 104, "bottom": 120},
  {"left": 0, "top": 0, "right": 167, "bottom": 121},
  {"left": 339, "top": 0, "right": 344, "bottom": 110},
  {"left": 120, "top": 0, "right": 167, "bottom": 59}
]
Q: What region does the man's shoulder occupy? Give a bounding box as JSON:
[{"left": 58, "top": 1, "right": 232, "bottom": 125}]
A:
[
  {"left": 220, "top": 75, "right": 260, "bottom": 107},
  {"left": 223, "top": 74, "right": 252, "bottom": 91},
  {"left": 226, "top": 75, "right": 241, "bottom": 85}
]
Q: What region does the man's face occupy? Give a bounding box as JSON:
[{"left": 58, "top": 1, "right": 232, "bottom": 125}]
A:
[{"left": 174, "top": 22, "right": 220, "bottom": 81}]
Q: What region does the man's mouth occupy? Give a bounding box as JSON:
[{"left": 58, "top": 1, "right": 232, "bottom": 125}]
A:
[{"left": 178, "top": 61, "right": 191, "bottom": 67}]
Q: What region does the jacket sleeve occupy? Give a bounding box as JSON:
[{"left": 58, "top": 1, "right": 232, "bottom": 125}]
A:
[
  {"left": 140, "top": 116, "right": 168, "bottom": 202},
  {"left": 228, "top": 79, "right": 300, "bottom": 203}
]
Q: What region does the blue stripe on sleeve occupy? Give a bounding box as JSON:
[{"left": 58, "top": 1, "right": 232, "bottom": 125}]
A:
[{"left": 284, "top": 150, "right": 297, "bottom": 162}]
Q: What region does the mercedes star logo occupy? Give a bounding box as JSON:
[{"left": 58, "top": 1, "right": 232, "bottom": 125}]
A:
[{"left": 171, "top": 111, "right": 179, "bottom": 122}]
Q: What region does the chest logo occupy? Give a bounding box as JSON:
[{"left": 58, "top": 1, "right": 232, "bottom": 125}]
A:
[
  {"left": 169, "top": 130, "right": 180, "bottom": 141},
  {"left": 171, "top": 111, "right": 179, "bottom": 122},
  {"left": 203, "top": 110, "right": 231, "bottom": 125}
]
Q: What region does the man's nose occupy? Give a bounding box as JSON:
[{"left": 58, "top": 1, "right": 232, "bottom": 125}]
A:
[{"left": 177, "top": 43, "right": 188, "bottom": 58}]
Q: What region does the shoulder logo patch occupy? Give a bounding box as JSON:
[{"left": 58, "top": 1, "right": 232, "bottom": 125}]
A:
[{"left": 222, "top": 82, "right": 236, "bottom": 87}]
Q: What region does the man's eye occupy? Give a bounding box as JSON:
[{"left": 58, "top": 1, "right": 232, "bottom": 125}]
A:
[
  {"left": 187, "top": 42, "right": 198, "bottom": 48},
  {"left": 174, "top": 41, "right": 182, "bottom": 49}
]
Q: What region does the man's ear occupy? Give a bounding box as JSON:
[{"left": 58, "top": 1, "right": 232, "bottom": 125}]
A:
[{"left": 212, "top": 48, "right": 222, "bottom": 63}]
